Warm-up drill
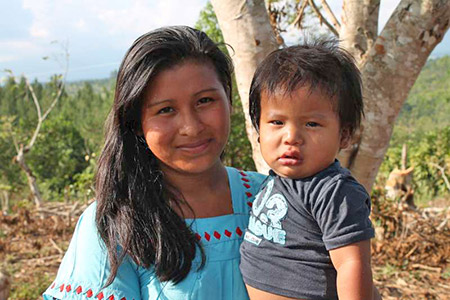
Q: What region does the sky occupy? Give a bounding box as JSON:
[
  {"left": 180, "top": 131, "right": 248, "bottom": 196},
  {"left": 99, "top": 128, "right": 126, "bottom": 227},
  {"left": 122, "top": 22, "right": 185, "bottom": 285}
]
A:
[{"left": 1, "top": 0, "right": 449, "bottom": 82}]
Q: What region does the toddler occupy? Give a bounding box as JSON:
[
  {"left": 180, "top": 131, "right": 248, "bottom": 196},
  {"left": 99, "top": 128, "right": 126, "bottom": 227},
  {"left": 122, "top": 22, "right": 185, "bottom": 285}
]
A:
[{"left": 240, "top": 40, "right": 376, "bottom": 300}]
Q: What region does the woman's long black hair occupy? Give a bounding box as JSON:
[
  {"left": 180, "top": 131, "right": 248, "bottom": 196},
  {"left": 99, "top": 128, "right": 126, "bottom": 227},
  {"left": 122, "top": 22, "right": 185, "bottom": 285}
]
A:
[{"left": 95, "top": 26, "right": 233, "bottom": 285}]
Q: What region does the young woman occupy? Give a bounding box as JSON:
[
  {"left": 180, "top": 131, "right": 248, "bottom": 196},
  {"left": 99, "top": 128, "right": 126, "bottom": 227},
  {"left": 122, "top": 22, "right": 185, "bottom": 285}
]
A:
[{"left": 43, "top": 26, "right": 265, "bottom": 300}]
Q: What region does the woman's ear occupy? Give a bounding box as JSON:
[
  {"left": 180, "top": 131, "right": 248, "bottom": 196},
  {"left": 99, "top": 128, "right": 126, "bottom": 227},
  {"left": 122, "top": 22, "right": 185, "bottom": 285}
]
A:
[{"left": 339, "top": 127, "right": 351, "bottom": 149}]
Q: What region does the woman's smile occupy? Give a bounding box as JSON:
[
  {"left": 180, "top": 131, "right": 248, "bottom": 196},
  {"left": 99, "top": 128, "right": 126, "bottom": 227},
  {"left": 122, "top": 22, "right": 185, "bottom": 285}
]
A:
[{"left": 176, "top": 138, "right": 213, "bottom": 154}]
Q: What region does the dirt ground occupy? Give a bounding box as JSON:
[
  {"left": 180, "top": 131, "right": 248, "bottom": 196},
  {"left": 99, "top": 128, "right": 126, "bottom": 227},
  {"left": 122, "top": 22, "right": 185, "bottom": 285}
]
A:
[{"left": 0, "top": 197, "right": 449, "bottom": 300}]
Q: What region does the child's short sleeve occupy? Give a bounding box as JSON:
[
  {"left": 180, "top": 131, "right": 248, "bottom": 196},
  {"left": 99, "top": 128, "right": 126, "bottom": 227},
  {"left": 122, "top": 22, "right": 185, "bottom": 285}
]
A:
[
  {"left": 43, "top": 202, "right": 142, "bottom": 300},
  {"left": 312, "top": 178, "right": 375, "bottom": 250}
]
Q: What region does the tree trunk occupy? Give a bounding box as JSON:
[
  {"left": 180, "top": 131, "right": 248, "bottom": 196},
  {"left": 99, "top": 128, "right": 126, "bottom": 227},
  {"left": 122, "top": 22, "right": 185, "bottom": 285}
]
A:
[
  {"left": 340, "top": 0, "right": 380, "bottom": 62},
  {"left": 338, "top": 0, "right": 380, "bottom": 169},
  {"left": 213, "top": 0, "right": 449, "bottom": 192},
  {"left": 211, "top": 0, "right": 278, "bottom": 174},
  {"left": 14, "top": 146, "right": 43, "bottom": 207},
  {"left": 350, "top": 0, "right": 450, "bottom": 191}
]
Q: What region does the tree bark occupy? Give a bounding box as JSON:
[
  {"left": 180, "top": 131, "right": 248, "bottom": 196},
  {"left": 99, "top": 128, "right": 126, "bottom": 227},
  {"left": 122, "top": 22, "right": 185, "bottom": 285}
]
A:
[
  {"left": 350, "top": 0, "right": 450, "bottom": 191},
  {"left": 340, "top": 0, "right": 380, "bottom": 63},
  {"left": 211, "top": 0, "right": 278, "bottom": 174},
  {"left": 338, "top": 0, "right": 380, "bottom": 169},
  {"left": 14, "top": 146, "right": 43, "bottom": 207},
  {"left": 213, "top": 0, "right": 449, "bottom": 192}
]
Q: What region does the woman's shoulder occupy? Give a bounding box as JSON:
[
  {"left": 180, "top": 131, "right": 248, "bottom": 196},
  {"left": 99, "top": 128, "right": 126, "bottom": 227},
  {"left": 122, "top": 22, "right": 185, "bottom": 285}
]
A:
[{"left": 43, "top": 202, "right": 142, "bottom": 300}]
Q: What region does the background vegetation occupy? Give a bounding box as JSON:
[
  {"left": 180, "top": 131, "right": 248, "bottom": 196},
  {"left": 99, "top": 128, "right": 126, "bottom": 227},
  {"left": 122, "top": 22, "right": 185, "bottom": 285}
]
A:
[{"left": 1, "top": 5, "right": 449, "bottom": 210}]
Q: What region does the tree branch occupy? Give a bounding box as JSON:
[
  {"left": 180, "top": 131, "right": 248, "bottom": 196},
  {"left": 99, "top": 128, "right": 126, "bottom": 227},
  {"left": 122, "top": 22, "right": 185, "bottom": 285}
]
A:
[
  {"left": 318, "top": 0, "right": 341, "bottom": 32},
  {"left": 42, "top": 50, "right": 69, "bottom": 121},
  {"left": 25, "top": 48, "right": 69, "bottom": 151},
  {"left": 291, "top": 0, "right": 309, "bottom": 28},
  {"left": 308, "top": 0, "right": 339, "bottom": 36},
  {"left": 430, "top": 163, "right": 450, "bottom": 192},
  {"left": 24, "top": 78, "right": 43, "bottom": 151}
]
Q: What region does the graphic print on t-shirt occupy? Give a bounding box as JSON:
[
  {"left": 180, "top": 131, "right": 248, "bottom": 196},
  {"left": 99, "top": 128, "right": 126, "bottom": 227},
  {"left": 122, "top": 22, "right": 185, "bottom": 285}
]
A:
[{"left": 245, "top": 179, "right": 288, "bottom": 245}]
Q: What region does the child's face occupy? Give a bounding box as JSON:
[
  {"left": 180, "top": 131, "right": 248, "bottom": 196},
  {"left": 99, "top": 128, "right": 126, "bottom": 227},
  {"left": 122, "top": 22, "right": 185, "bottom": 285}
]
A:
[{"left": 259, "top": 86, "right": 347, "bottom": 179}]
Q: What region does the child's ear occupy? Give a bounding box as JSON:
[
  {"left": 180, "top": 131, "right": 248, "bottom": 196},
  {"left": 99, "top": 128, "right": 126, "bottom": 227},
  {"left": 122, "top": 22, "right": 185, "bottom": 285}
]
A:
[{"left": 339, "top": 127, "right": 351, "bottom": 149}]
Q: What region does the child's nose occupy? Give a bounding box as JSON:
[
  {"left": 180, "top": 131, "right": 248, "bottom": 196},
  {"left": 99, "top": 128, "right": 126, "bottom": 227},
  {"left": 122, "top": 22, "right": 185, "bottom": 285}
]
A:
[{"left": 283, "top": 127, "right": 302, "bottom": 145}]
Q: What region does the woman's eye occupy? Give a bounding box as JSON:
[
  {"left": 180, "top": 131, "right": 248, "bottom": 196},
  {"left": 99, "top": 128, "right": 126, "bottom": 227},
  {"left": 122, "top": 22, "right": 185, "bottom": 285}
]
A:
[
  {"left": 157, "top": 107, "right": 174, "bottom": 114},
  {"left": 270, "top": 120, "right": 283, "bottom": 125},
  {"left": 198, "top": 97, "right": 214, "bottom": 105},
  {"left": 306, "top": 122, "right": 320, "bottom": 127}
]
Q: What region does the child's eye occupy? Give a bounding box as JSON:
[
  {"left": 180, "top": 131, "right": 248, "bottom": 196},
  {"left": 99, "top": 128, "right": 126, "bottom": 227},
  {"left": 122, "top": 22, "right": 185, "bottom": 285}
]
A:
[
  {"left": 157, "top": 107, "right": 174, "bottom": 114},
  {"left": 270, "top": 120, "right": 283, "bottom": 125},
  {"left": 306, "top": 122, "right": 320, "bottom": 127},
  {"left": 198, "top": 97, "right": 214, "bottom": 105}
]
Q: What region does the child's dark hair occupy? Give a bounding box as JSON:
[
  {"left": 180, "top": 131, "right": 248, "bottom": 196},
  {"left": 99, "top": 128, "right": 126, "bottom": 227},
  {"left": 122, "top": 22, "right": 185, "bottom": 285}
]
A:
[
  {"left": 95, "top": 26, "right": 233, "bottom": 286},
  {"left": 249, "top": 39, "right": 363, "bottom": 137}
]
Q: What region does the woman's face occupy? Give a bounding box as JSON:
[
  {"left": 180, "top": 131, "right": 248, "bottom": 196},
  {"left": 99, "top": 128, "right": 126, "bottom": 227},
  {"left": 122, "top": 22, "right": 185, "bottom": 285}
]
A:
[{"left": 141, "top": 60, "right": 231, "bottom": 176}]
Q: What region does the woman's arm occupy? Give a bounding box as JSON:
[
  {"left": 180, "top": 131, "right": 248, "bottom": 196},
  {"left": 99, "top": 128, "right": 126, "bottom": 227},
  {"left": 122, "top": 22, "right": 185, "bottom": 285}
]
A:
[{"left": 43, "top": 203, "right": 142, "bottom": 300}]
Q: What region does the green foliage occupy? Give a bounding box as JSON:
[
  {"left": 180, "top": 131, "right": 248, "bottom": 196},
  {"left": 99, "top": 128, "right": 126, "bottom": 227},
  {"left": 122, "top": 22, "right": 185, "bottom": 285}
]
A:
[
  {"left": 0, "top": 75, "right": 112, "bottom": 203},
  {"left": 379, "top": 127, "right": 450, "bottom": 202},
  {"left": 27, "top": 116, "right": 88, "bottom": 197},
  {"left": 9, "top": 272, "right": 53, "bottom": 300},
  {"left": 377, "top": 56, "right": 450, "bottom": 203},
  {"left": 394, "top": 56, "right": 450, "bottom": 139}
]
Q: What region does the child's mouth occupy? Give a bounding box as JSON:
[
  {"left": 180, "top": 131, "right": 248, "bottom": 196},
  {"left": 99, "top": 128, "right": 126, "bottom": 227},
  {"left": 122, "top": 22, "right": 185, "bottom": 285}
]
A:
[{"left": 278, "top": 151, "right": 302, "bottom": 166}]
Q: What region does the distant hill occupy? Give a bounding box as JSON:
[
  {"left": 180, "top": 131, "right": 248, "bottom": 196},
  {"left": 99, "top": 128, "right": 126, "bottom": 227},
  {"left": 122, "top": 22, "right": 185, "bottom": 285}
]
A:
[{"left": 393, "top": 55, "right": 450, "bottom": 140}]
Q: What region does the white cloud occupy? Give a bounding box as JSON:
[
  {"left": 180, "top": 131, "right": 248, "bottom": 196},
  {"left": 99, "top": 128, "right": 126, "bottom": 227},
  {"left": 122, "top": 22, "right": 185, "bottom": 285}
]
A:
[
  {"left": 0, "top": 55, "right": 18, "bottom": 63},
  {"left": 74, "top": 19, "right": 87, "bottom": 30},
  {"left": 22, "top": 0, "right": 52, "bottom": 38}
]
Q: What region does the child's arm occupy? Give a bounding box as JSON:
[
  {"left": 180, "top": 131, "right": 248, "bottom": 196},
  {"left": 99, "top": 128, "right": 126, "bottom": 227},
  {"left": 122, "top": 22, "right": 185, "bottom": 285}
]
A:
[{"left": 329, "top": 240, "right": 373, "bottom": 300}]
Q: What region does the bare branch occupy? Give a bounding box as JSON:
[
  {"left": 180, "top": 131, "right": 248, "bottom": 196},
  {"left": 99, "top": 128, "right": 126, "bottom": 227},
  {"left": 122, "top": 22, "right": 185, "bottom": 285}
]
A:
[
  {"left": 318, "top": 0, "right": 341, "bottom": 32},
  {"left": 24, "top": 78, "right": 43, "bottom": 151},
  {"left": 42, "top": 49, "right": 69, "bottom": 121},
  {"left": 308, "top": 0, "right": 339, "bottom": 36},
  {"left": 26, "top": 47, "right": 69, "bottom": 151},
  {"left": 291, "top": 0, "right": 309, "bottom": 28},
  {"left": 24, "top": 77, "right": 42, "bottom": 120},
  {"left": 430, "top": 163, "right": 450, "bottom": 192},
  {"left": 11, "top": 130, "right": 19, "bottom": 153}
]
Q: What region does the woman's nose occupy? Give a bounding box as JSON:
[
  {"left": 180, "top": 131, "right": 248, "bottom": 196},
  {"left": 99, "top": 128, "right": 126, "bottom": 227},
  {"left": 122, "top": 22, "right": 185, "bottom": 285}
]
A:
[{"left": 179, "top": 111, "right": 205, "bottom": 136}]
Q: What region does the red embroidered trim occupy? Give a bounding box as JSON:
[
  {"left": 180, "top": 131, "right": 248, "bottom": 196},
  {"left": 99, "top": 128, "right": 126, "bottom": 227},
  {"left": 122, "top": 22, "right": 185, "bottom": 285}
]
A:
[
  {"left": 49, "top": 170, "right": 255, "bottom": 300},
  {"left": 86, "top": 289, "right": 93, "bottom": 298},
  {"left": 236, "top": 227, "right": 243, "bottom": 236},
  {"left": 192, "top": 170, "right": 254, "bottom": 242}
]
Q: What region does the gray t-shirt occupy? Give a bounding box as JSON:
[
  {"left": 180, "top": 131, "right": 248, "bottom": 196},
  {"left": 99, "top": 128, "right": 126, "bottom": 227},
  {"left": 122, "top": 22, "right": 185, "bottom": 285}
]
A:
[{"left": 240, "top": 160, "right": 374, "bottom": 299}]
